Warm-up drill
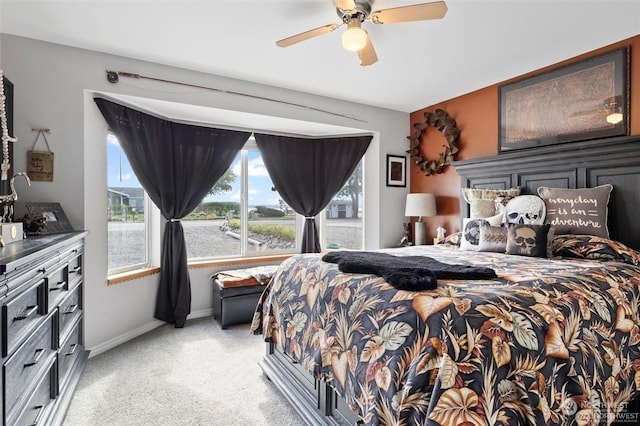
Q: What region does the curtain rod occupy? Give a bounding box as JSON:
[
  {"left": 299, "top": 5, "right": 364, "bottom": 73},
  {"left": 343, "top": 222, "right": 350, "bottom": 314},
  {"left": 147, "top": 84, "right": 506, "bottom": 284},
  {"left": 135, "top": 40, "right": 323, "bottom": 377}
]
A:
[{"left": 105, "top": 70, "right": 367, "bottom": 124}]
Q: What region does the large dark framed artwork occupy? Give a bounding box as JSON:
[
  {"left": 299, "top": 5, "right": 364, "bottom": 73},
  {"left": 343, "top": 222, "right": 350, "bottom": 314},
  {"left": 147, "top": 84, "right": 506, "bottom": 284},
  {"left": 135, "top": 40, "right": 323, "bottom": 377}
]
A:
[
  {"left": 499, "top": 46, "right": 630, "bottom": 152},
  {"left": 386, "top": 154, "right": 406, "bottom": 187}
]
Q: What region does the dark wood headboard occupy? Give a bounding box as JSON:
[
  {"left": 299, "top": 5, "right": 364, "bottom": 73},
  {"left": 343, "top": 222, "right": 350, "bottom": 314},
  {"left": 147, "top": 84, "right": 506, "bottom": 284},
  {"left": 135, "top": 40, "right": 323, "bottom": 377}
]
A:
[{"left": 454, "top": 135, "right": 640, "bottom": 251}]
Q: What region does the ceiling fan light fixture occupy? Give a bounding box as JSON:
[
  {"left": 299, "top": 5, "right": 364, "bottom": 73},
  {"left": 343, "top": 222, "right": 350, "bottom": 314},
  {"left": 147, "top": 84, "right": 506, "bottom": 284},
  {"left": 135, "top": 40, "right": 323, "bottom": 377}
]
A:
[
  {"left": 606, "top": 112, "right": 623, "bottom": 124},
  {"left": 341, "top": 18, "right": 367, "bottom": 51}
]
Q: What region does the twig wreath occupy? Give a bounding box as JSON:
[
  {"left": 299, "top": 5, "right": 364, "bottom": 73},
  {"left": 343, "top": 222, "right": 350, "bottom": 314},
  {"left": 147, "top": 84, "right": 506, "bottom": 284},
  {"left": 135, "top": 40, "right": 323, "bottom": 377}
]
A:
[{"left": 406, "top": 108, "right": 460, "bottom": 176}]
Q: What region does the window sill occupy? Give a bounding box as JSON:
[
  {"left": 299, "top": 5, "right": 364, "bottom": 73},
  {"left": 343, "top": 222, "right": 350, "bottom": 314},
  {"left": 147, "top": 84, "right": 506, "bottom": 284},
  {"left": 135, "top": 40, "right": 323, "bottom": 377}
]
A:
[
  {"left": 108, "top": 267, "right": 161, "bottom": 285},
  {"left": 188, "top": 254, "right": 293, "bottom": 269},
  {"left": 107, "top": 254, "right": 293, "bottom": 285}
]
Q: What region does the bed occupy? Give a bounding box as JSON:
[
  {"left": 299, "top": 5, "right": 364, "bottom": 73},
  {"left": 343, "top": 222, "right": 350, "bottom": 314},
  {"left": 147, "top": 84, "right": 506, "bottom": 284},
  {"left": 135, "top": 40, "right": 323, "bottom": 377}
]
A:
[{"left": 251, "top": 135, "right": 640, "bottom": 425}]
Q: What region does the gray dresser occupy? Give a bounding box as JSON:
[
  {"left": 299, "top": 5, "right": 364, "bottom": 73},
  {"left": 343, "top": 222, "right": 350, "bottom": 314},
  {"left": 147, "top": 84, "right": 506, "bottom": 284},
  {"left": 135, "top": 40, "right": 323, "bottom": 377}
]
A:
[{"left": 1, "top": 231, "right": 88, "bottom": 425}]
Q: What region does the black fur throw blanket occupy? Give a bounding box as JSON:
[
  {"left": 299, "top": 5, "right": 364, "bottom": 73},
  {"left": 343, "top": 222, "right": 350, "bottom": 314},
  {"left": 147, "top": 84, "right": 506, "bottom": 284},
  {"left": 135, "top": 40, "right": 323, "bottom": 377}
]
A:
[{"left": 322, "top": 251, "right": 497, "bottom": 291}]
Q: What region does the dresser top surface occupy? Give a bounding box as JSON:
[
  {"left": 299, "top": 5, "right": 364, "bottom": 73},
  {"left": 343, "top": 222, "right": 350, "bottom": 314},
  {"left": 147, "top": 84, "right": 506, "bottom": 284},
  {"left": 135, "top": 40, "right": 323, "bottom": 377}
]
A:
[{"left": 0, "top": 231, "right": 87, "bottom": 273}]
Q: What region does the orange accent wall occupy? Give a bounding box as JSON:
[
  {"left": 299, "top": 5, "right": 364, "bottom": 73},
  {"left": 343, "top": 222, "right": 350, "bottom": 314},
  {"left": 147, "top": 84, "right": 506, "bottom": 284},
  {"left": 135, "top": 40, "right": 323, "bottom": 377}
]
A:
[{"left": 409, "top": 35, "right": 640, "bottom": 240}]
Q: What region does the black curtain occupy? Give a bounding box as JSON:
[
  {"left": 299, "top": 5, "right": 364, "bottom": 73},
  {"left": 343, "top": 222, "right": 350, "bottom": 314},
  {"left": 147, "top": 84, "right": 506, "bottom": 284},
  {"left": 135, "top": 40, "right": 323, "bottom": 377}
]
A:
[
  {"left": 94, "top": 98, "right": 250, "bottom": 327},
  {"left": 254, "top": 133, "right": 372, "bottom": 253}
]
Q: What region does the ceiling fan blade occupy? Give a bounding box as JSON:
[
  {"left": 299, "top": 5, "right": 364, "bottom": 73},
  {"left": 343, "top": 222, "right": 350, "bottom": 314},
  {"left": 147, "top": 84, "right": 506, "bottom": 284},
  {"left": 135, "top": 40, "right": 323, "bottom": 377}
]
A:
[
  {"left": 335, "top": 0, "right": 357, "bottom": 12},
  {"left": 358, "top": 32, "right": 378, "bottom": 66},
  {"left": 371, "top": 1, "right": 448, "bottom": 24},
  {"left": 276, "top": 24, "right": 341, "bottom": 47}
]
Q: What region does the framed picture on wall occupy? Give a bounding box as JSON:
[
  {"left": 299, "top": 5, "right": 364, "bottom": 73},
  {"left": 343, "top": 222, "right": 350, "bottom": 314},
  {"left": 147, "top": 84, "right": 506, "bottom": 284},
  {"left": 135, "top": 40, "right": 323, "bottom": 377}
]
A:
[
  {"left": 499, "top": 46, "right": 630, "bottom": 152},
  {"left": 386, "top": 154, "right": 406, "bottom": 187}
]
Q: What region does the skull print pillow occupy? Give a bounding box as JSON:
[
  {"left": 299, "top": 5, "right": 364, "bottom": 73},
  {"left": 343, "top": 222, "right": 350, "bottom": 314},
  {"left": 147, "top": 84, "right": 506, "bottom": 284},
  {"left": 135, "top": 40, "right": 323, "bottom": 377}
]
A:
[
  {"left": 504, "top": 195, "right": 546, "bottom": 225},
  {"left": 506, "top": 223, "right": 551, "bottom": 257}
]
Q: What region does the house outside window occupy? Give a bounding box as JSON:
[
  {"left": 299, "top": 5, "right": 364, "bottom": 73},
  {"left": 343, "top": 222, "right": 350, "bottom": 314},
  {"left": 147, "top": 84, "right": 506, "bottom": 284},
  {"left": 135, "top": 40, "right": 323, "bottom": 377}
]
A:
[{"left": 325, "top": 160, "right": 363, "bottom": 250}]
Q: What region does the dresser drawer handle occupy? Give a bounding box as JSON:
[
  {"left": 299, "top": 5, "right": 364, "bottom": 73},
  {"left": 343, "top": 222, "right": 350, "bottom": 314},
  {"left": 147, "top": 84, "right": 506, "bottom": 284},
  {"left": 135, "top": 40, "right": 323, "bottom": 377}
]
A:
[
  {"left": 64, "top": 304, "right": 79, "bottom": 315},
  {"left": 49, "top": 281, "right": 67, "bottom": 291},
  {"left": 65, "top": 343, "right": 78, "bottom": 356},
  {"left": 30, "top": 405, "right": 45, "bottom": 426},
  {"left": 14, "top": 305, "right": 38, "bottom": 321},
  {"left": 70, "top": 266, "right": 82, "bottom": 274},
  {"left": 24, "top": 348, "right": 45, "bottom": 367}
]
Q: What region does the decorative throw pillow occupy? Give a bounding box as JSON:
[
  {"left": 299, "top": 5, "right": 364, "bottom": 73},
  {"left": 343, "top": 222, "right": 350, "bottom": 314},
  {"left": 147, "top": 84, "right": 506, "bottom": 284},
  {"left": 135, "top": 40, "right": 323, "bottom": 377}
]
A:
[
  {"left": 537, "top": 185, "right": 612, "bottom": 238},
  {"left": 460, "top": 215, "right": 503, "bottom": 251},
  {"left": 485, "top": 211, "right": 505, "bottom": 225},
  {"left": 462, "top": 187, "right": 521, "bottom": 219},
  {"left": 477, "top": 223, "right": 508, "bottom": 253},
  {"left": 504, "top": 195, "right": 546, "bottom": 225},
  {"left": 469, "top": 199, "right": 496, "bottom": 219},
  {"left": 506, "top": 223, "right": 551, "bottom": 257}
]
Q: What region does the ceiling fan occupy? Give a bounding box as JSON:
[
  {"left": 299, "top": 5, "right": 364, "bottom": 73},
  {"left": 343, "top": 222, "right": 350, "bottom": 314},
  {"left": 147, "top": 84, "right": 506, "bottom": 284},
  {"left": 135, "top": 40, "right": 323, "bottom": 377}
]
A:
[{"left": 276, "top": 0, "right": 448, "bottom": 66}]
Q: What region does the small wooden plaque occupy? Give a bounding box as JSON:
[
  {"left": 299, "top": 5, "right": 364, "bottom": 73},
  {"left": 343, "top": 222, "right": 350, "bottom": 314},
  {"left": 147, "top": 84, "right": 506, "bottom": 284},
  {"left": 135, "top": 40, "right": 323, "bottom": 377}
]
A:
[{"left": 27, "top": 150, "right": 54, "bottom": 181}]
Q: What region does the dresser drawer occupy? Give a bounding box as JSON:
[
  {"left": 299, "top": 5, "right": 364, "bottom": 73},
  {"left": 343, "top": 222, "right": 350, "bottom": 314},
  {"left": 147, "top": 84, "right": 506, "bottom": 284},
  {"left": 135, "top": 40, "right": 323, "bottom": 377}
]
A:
[
  {"left": 45, "top": 263, "right": 69, "bottom": 312},
  {"left": 67, "top": 250, "right": 83, "bottom": 287},
  {"left": 58, "top": 284, "right": 82, "bottom": 342},
  {"left": 11, "top": 363, "right": 55, "bottom": 426},
  {"left": 2, "top": 277, "right": 45, "bottom": 357},
  {"left": 4, "top": 314, "right": 55, "bottom": 411},
  {"left": 58, "top": 319, "right": 82, "bottom": 388}
]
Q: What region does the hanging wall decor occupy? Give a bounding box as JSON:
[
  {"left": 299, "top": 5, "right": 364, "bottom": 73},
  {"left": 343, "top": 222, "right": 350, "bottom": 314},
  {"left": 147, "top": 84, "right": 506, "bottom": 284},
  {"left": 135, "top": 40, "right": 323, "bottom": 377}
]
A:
[
  {"left": 0, "top": 70, "right": 16, "bottom": 196},
  {"left": 407, "top": 108, "right": 460, "bottom": 176},
  {"left": 27, "top": 128, "right": 54, "bottom": 181},
  {"left": 386, "top": 154, "right": 406, "bottom": 187}
]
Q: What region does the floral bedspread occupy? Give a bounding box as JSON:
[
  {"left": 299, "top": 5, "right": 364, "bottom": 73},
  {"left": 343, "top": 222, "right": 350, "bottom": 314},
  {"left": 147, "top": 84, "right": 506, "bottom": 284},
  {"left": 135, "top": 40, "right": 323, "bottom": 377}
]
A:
[{"left": 252, "top": 244, "right": 640, "bottom": 425}]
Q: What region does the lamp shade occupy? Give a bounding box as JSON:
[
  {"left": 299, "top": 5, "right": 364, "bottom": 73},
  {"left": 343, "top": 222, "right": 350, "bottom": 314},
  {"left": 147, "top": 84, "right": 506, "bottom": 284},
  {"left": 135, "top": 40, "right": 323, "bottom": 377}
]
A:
[{"left": 405, "top": 193, "right": 437, "bottom": 218}]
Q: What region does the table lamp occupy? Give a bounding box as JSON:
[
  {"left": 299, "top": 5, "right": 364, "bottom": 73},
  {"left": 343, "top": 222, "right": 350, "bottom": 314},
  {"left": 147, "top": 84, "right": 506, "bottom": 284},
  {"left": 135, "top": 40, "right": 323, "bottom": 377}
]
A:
[{"left": 405, "top": 193, "right": 437, "bottom": 245}]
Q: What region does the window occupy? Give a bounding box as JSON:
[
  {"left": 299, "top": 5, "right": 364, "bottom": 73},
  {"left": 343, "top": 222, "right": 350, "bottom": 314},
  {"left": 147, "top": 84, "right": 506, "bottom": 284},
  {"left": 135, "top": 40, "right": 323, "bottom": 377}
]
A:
[
  {"left": 107, "top": 134, "right": 364, "bottom": 270},
  {"left": 184, "top": 139, "right": 299, "bottom": 259},
  {"left": 107, "top": 134, "right": 150, "bottom": 273},
  {"left": 325, "top": 160, "right": 364, "bottom": 250}
]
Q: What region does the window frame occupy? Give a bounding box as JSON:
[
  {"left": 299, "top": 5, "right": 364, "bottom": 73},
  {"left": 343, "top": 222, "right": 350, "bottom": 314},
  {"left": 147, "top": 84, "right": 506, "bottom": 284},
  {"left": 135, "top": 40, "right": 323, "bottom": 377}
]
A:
[{"left": 107, "top": 133, "right": 152, "bottom": 275}]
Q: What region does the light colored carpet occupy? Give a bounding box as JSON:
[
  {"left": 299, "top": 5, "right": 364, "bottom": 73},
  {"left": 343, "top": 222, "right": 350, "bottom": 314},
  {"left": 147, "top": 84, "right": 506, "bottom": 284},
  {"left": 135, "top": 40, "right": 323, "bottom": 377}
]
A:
[{"left": 63, "top": 317, "right": 304, "bottom": 426}]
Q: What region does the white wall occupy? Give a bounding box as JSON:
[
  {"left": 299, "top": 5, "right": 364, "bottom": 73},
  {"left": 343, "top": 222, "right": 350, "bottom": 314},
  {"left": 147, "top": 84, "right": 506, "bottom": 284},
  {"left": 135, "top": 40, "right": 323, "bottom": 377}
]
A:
[{"left": 0, "top": 34, "right": 410, "bottom": 355}]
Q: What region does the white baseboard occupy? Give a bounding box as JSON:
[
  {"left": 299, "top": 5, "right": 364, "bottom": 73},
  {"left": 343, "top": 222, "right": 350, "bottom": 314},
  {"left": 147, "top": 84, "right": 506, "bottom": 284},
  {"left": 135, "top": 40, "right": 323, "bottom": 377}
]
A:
[
  {"left": 189, "top": 308, "right": 214, "bottom": 319},
  {"left": 87, "top": 308, "right": 214, "bottom": 358}
]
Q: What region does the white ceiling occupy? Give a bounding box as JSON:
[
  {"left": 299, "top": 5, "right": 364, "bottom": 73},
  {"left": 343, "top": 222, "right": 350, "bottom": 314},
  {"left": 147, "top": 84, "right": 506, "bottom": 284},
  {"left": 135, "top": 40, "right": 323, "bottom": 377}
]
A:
[{"left": 1, "top": 0, "right": 639, "bottom": 114}]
